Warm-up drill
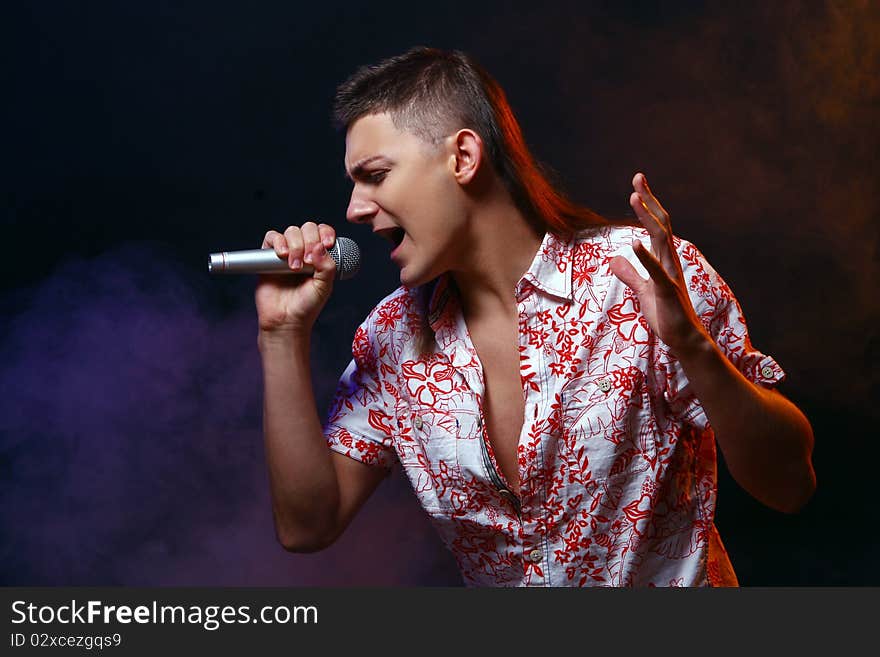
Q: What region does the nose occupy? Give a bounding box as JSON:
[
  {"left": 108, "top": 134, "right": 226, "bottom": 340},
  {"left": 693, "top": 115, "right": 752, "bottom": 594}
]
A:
[{"left": 346, "top": 186, "right": 379, "bottom": 225}]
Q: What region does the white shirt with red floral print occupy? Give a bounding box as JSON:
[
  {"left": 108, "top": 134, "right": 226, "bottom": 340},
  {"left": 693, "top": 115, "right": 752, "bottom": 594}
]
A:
[{"left": 325, "top": 225, "right": 784, "bottom": 586}]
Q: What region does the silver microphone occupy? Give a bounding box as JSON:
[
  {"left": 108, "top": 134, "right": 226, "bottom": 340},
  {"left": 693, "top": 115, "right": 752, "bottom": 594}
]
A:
[{"left": 208, "top": 237, "right": 361, "bottom": 280}]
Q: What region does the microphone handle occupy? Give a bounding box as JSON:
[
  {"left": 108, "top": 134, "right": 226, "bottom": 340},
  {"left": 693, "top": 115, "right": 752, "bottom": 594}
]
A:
[
  {"left": 209, "top": 248, "right": 319, "bottom": 275},
  {"left": 208, "top": 236, "right": 360, "bottom": 280}
]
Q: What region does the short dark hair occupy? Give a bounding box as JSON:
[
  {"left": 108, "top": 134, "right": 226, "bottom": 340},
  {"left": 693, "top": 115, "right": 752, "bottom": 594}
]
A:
[{"left": 334, "top": 47, "right": 608, "bottom": 236}]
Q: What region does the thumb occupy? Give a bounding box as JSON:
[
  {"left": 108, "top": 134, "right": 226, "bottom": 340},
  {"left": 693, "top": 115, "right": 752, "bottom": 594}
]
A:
[
  {"left": 610, "top": 254, "right": 647, "bottom": 294},
  {"left": 309, "top": 242, "right": 338, "bottom": 284}
]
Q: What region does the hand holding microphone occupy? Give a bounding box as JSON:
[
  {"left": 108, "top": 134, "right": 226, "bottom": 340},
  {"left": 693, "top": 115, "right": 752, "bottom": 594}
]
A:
[
  {"left": 209, "top": 232, "right": 360, "bottom": 280},
  {"left": 216, "top": 222, "right": 360, "bottom": 334}
]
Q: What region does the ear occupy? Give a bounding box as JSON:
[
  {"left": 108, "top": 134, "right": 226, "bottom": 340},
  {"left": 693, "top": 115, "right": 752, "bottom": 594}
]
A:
[{"left": 449, "top": 129, "right": 483, "bottom": 184}]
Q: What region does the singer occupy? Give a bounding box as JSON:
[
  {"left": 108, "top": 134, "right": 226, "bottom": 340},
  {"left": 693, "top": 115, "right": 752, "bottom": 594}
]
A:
[{"left": 254, "top": 48, "right": 815, "bottom": 586}]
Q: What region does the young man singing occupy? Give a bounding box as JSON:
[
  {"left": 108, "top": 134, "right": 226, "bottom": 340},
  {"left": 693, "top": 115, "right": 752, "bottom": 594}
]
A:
[{"left": 255, "top": 47, "right": 815, "bottom": 586}]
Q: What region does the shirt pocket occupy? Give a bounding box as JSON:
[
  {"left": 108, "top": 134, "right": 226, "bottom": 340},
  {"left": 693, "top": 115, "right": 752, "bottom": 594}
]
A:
[
  {"left": 393, "top": 399, "right": 463, "bottom": 513},
  {"left": 559, "top": 367, "right": 656, "bottom": 484}
]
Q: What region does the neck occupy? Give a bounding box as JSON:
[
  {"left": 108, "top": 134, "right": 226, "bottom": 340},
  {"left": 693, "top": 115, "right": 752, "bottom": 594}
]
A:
[{"left": 450, "top": 191, "right": 543, "bottom": 320}]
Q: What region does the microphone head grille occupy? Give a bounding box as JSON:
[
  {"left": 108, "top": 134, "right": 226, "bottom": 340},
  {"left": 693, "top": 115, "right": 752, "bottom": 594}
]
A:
[{"left": 330, "top": 237, "right": 361, "bottom": 280}]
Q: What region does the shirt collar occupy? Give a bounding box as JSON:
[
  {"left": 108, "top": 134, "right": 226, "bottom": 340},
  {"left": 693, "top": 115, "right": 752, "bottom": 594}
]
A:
[
  {"left": 426, "top": 231, "right": 574, "bottom": 334},
  {"left": 425, "top": 274, "right": 471, "bottom": 366},
  {"left": 518, "top": 232, "right": 574, "bottom": 301},
  {"left": 426, "top": 274, "right": 455, "bottom": 333}
]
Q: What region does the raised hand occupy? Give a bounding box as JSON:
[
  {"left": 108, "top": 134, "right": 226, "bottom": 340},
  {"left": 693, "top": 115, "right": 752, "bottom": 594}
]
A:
[{"left": 609, "top": 173, "right": 710, "bottom": 357}]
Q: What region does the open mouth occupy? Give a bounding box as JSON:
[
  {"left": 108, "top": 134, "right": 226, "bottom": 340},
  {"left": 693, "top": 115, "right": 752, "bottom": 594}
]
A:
[{"left": 375, "top": 226, "right": 407, "bottom": 255}]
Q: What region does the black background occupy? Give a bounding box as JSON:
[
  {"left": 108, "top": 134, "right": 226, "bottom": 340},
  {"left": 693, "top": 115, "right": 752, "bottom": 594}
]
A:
[{"left": 3, "top": 1, "right": 878, "bottom": 585}]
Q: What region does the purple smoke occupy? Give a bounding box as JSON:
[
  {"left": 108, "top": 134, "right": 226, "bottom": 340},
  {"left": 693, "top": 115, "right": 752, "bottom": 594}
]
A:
[{"left": 0, "top": 243, "right": 460, "bottom": 585}]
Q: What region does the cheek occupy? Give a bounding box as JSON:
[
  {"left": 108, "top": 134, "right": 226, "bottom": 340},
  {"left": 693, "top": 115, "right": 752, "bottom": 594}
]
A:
[
  {"left": 424, "top": 177, "right": 464, "bottom": 224},
  {"left": 396, "top": 159, "right": 463, "bottom": 235}
]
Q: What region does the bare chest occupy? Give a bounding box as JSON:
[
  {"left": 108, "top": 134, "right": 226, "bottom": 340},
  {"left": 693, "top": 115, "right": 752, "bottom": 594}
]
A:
[{"left": 467, "top": 319, "right": 525, "bottom": 494}]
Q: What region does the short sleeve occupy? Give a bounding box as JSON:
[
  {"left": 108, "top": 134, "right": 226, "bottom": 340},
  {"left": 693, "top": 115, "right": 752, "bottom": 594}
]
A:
[
  {"left": 324, "top": 313, "right": 397, "bottom": 470},
  {"left": 662, "top": 239, "right": 786, "bottom": 431}
]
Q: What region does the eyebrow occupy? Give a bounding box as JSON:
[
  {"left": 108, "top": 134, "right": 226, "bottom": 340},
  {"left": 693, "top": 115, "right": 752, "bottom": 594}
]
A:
[{"left": 345, "top": 155, "right": 390, "bottom": 181}]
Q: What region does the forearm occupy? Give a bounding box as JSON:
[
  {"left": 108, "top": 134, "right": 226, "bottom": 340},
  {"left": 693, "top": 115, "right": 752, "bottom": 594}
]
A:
[
  {"left": 675, "top": 335, "right": 816, "bottom": 513},
  {"left": 258, "top": 329, "right": 341, "bottom": 549}
]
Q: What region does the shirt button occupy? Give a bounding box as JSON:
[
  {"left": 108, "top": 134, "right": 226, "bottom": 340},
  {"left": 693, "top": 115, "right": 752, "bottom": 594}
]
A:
[
  {"left": 528, "top": 549, "right": 543, "bottom": 564},
  {"left": 761, "top": 366, "right": 774, "bottom": 378},
  {"left": 598, "top": 378, "right": 612, "bottom": 393},
  {"left": 413, "top": 417, "right": 423, "bottom": 430}
]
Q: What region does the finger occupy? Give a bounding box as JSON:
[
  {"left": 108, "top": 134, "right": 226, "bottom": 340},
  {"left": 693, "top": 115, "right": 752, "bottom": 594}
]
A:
[
  {"left": 629, "top": 191, "right": 682, "bottom": 279},
  {"left": 632, "top": 172, "right": 670, "bottom": 231},
  {"left": 609, "top": 254, "right": 648, "bottom": 294},
  {"left": 630, "top": 191, "right": 670, "bottom": 263},
  {"left": 262, "top": 230, "right": 284, "bottom": 252},
  {"left": 632, "top": 240, "right": 676, "bottom": 295},
  {"left": 300, "top": 221, "right": 321, "bottom": 264},
  {"left": 283, "top": 226, "right": 305, "bottom": 270},
  {"left": 263, "top": 230, "right": 292, "bottom": 264},
  {"left": 310, "top": 239, "right": 338, "bottom": 283},
  {"left": 317, "top": 223, "right": 337, "bottom": 249},
  {"left": 633, "top": 173, "right": 683, "bottom": 279},
  {"left": 630, "top": 191, "right": 666, "bottom": 237}
]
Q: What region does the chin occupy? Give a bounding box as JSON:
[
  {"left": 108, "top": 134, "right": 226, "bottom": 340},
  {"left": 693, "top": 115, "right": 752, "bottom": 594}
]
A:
[
  {"left": 399, "top": 265, "right": 434, "bottom": 289},
  {"left": 399, "top": 272, "right": 421, "bottom": 289}
]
